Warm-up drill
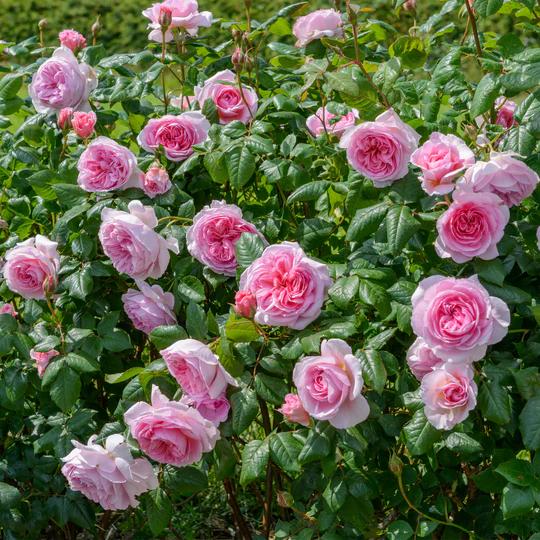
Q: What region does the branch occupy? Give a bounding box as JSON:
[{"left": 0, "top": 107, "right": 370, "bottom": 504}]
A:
[{"left": 223, "top": 478, "right": 253, "bottom": 540}]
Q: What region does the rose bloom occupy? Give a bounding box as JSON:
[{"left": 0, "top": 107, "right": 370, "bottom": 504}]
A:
[
  {"left": 61, "top": 434, "right": 158, "bottom": 510},
  {"left": 411, "top": 275, "right": 510, "bottom": 363},
  {"left": 180, "top": 392, "right": 230, "bottom": 425},
  {"left": 58, "top": 107, "right": 73, "bottom": 131},
  {"left": 124, "top": 385, "right": 220, "bottom": 466},
  {"left": 406, "top": 337, "right": 444, "bottom": 381},
  {"left": 28, "top": 47, "right": 97, "bottom": 114},
  {"left": 410, "top": 133, "right": 475, "bottom": 195},
  {"left": 138, "top": 112, "right": 210, "bottom": 162},
  {"left": 235, "top": 289, "right": 256, "bottom": 318},
  {"left": 339, "top": 109, "right": 420, "bottom": 188},
  {"left": 421, "top": 363, "right": 478, "bottom": 430},
  {"left": 58, "top": 29, "right": 87, "bottom": 53},
  {"left": 194, "top": 70, "right": 258, "bottom": 125},
  {"left": 277, "top": 394, "right": 310, "bottom": 427},
  {"left": 0, "top": 303, "right": 17, "bottom": 317},
  {"left": 78, "top": 136, "right": 141, "bottom": 192},
  {"left": 122, "top": 281, "right": 177, "bottom": 334},
  {"left": 458, "top": 151, "right": 540, "bottom": 208},
  {"left": 161, "top": 339, "right": 238, "bottom": 399},
  {"left": 141, "top": 167, "right": 172, "bottom": 199},
  {"left": 306, "top": 106, "right": 359, "bottom": 138},
  {"left": 30, "top": 348, "right": 59, "bottom": 377},
  {"left": 72, "top": 111, "right": 96, "bottom": 139},
  {"left": 99, "top": 201, "right": 179, "bottom": 280},
  {"left": 4, "top": 235, "right": 60, "bottom": 300},
  {"left": 170, "top": 95, "right": 196, "bottom": 110},
  {"left": 239, "top": 242, "right": 333, "bottom": 331},
  {"left": 435, "top": 188, "right": 509, "bottom": 263},
  {"left": 292, "top": 9, "right": 344, "bottom": 48},
  {"left": 142, "top": 0, "right": 212, "bottom": 42},
  {"left": 293, "top": 339, "right": 370, "bottom": 429},
  {"left": 186, "top": 200, "right": 266, "bottom": 276}
]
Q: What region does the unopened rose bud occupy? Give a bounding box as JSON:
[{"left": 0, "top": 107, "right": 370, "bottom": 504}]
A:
[
  {"left": 232, "top": 28, "right": 242, "bottom": 43},
  {"left": 72, "top": 111, "right": 96, "bottom": 139},
  {"left": 244, "top": 55, "right": 253, "bottom": 73},
  {"left": 277, "top": 491, "right": 294, "bottom": 508},
  {"left": 42, "top": 276, "right": 56, "bottom": 298},
  {"left": 92, "top": 17, "right": 102, "bottom": 39},
  {"left": 402, "top": 0, "right": 417, "bottom": 11},
  {"left": 0, "top": 219, "right": 8, "bottom": 229},
  {"left": 232, "top": 47, "right": 245, "bottom": 73},
  {"left": 244, "top": 0, "right": 252, "bottom": 8},
  {"left": 463, "top": 124, "right": 478, "bottom": 141},
  {"left": 235, "top": 290, "right": 256, "bottom": 319},
  {"left": 58, "top": 108, "right": 73, "bottom": 132},
  {"left": 347, "top": 5, "right": 357, "bottom": 25},
  {"left": 38, "top": 19, "right": 47, "bottom": 30},
  {"left": 389, "top": 453, "right": 403, "bottom": 476},
  {"left": 159, "top": 6, "right": 173, "bottom": 31}
]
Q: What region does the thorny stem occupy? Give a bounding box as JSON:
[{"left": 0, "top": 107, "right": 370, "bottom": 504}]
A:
[{"left": 464, "top": 0, "right": 484, "bottom": 71}]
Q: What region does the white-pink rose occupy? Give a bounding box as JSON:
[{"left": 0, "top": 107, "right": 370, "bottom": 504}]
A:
[
  {"left": 30, "top": 348, "right": 59, "bottom": 377},
  {"left": 277, "top": 394, "right": 310, "bottom": 427},
  {"left": 141, "top": 167, "right": 172, "bottom": 199},
  {"left": 58, "top": 29, "right": 87, "bottom": 53},
  {"left": 306, "top": 106, "right": 359, "bottom": 138},
  {"left": 72, "top": 110, "right": 96, "bottom": 139},
  {"left": 292, "top": 9, "right": 344, "bottom": 48},
  {"left": 180, "top": 392, "right": 230, "bottom": 426},
  {"left": 406, "top": 337, "right": 444, "bottom": 381}
]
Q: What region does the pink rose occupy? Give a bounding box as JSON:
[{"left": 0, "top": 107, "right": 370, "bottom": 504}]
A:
[
  {"left": 161, "top": 339, "right": 238, "bottom": 399},
  {"left": 475, "top": 98, "right": 518, "bottom": 143},
  {"left": 306, "top": 106, "right": 359, "bottom": 138},
  {"left": 28, "top": 47, "right": 97, "bottom": 114},
  {"left": 339, "top": 109, "right": 420, "bottom": 188},
  {"left": 194, "top": 70, "right": 258, "bottom": 125},
  {"left": 239, "top": 242, "right": 333, "bottom": 330},
  {"left": 99, "top": 201, "right": 179, "bottom": 280},
  {"left": 122, "top": 281, "right": 177, "bottom": 334},
  {"left": 406, "top": 337, "right": 443, "bottom": 381},
  {"left": 435, "top": 188, "right": 509, "bottom": 263},
  {"left": 458, "top": 151, "right": 540, "bottom": 207},
  {"left": 235, "top": 290, "right": 257, "bottom": 318},
  {"left": 0, "top": 303, "right": 17, "bottom": 317},
  {"left": 186, "top": 200, "right": 266, "bottom": 276},
  {"left": 61, "top": 434, "right": 158, "bottom": 510},
  {"left": 138, "top": 112, "right": 210, "bottom": 162},
  {"left": 124, "top": 385, "right": 220, "bottom": 466},
  {"left": 411, "top": 275, "right": 510, "bottom": 362},
  {"left": 180, "top": 392, "right": 230, "bottom": 425},
  {"left": 58, "top": 29, "right": 87, "bottom": 53},
  {"left": 141, "top": 167, "right": 172, "bottom": 199},
  {"left": 292, "top": 9, "right": 344, "bottom": 48},
  {"left": 277, "top": 394, "right": 310, "bottom": 427},
  {"left": 421, "top": 363, "right": 477, "bottom": 430},
  {"left": 4, "top": 235, "right": 60, "bottom": 300},
  {"left": 410, "top": 133, "right": 475, "bottom": 195},
  {"left": 30, "top": 348, "right": 59, "bottom": 377},
  {"left": 292, "top": 339, "right": 369, "bottom": 429},
  {"left": 77, "top": 136, "right": 141, "bottom": 192},
  {"left": 170, "top": 95, "right": 196, "bottom": 110},
  {"left": 58, "top": 107, "right": 73, "bottom": 131},
  {"left": 72, "top": 111, "right": 96, "bottom": 139}
]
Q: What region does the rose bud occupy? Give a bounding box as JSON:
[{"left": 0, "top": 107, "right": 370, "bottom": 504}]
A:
[
  {"left": 58, "top": 108, "right": 73, "bottom": 132},
  {"left": 72, "top": 111, "right": 97, "bottom": 139},
  {"left": 42, "top": 275, "right": 57, "bottom": 298},
  {"left": 235, "top": 290, "right": 256, "bottom": 319},
  {"left": 159, "top": 6, "right": 173, "bottom": 31},
  {"left": 38, "top": 18, "right": 47, "bottom": 30},
  {"left": 277, "top": 492, "right": 294, "bottom": 508},
  {"left": 92, "top": 17, "right": 102, "bottom": 39},
  {"left": 389, "top": 453, "right": 403, "bottom": 475},
  {"left": 232, "top": 48, "right": 244, "bottom": 73}
]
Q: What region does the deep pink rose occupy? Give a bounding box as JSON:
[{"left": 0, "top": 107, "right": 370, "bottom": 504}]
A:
[
  {"left": 161, "top": 339, "right": 238, "bottom": 399},
  {"left": 239, "top": 242, "right": 333, "bottom": 330},
  {"left": 194, "top": 70, "right": 258, "bottom": 125},
  {"left": 122, "top": 281, "right": 177, "bottom": 334},
  {"left": 458, "top": 151, "right": 540, "bottom": 207},
  {"left": 235, "top": 290, "right": 257, "bottom": 318},
  {"left": 4, "top": 235, "right": 60, "bottom": 300},
  {"left": 306, "top": 106, "right": 359, "bottom": 138},
  {"left": 421, "top": 363, "right": 477, "bottom": 430},
  {"left": 78, "top": 137, "right": 141, "bottom": 192},
  {"left": 292, "top": 9, "right": 344, "bottom": 48},
  {"left": 170, "top": 95, "right": 196, "bottom": 110},
  {"left": 435, "top": 188, "right": 509, "bottom": 263},
  {"left": 411, "top": 275, "right": 510, "bottom": 362},
  {"left": 30, "top": 348, "right": 59, "bottom": 377},
  {"left": 406, "top": 337, "right": 444, "bottom": 381},
  {"left": 58, "top": 107, "right": 73, "bottom": 131},
  {"left": 72, "top": 111, "right": 96, "bottom": 139},
  {"left": 293, "top": 339, "right": 369, "bottom": 429},
  {"left": 141, "top": 167, "right": 172, "bottom": 199},
  {"left": 28, "top": 47, "right": 97, "bottom": 114},
  {"left": 339, "top": 109, "right": 420, "bottom": 188},
  {"left": 277, "top": 394, "right": 310, "bottom": 427},
  {"left": 61, "top": 434, "right": 158, "bottom": 510},
  {"left": 58, "top": 29, "right": 87, "bottom": 53},
  {"left": 410, "top": 133, "right": 475, "bottom": 195},
  {"left": 0, "top": 304, "right": 17, "bottom": 317},
  {"left": 180, "top": 392, "right": 230, "bottom": 425},
  {"left": 99, "top": 201, "right": 179, "bottom": 280},
  {"left": 138, "top": 112, "right": 210, "bottom": 162},
  {"left": 186, "top": 200, "right": 266, "bottom": 276},
  {"left": 124, "top": 385, "right": 220, "bottom": 466}
]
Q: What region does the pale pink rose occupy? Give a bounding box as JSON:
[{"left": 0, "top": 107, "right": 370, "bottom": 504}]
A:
[
  {"left": 458, "top": 151, "right": 539, "bottom": 207},
  {"left": 293, "top": 339, "right": 369, "bottom": 429},
  {"left": 72, "top": 111, "right": 96, "bottom": 139},
  {"left": 292, "top": 9, "right": 344, "bottom": 48},
  {"left": 30, "top": 348, "right": 59, "bottom": 377},
  {"left": 180, "top": 392, "right": 230, "bottom": 425},
  {"left": 277, "top": 394, "right": 310, "bottom": 427},
  {"left": 141, "top": 167, "right": 172, "bottom": 199},
  {"left": 58, "top": 107, "right": 73, "bottom": 131},
  {"left": 77, "top": 137, "right": 141, "bottom": 192},
  {"left": 0, "top": 303, "right": 17, "bottom": 317},
  {"left": 61, "top": 434, "right": 158, "bottom": 510},
  {"left": 170, "top": 95, "right": 196, "bottom": 110},
  {"left": 306, "top": 106, "right": 359, "bottom": 138},
  {"left": 410, "top": 133, "right": 475, "bottom": 195},
  {"left": 4, "top": 235, "right": 60, "bottom": 300},
  {"left": 406, "top": 337, "right": 444, "bottom": 381},
  {"left": 435, "top": 188, "right": 509, "bottom": 263},
  {"left": 99, "top": 201, "right": 179, "bottom": 280},
  {"left": 234, "top": 290, "right": 256, "bottom": 318},
  {"left": 186, "top": 200, "right": 266, "bottom": 276},
  {"left": 138, "top": 112, "right": 210, "bottom": 162},
  {"left": 28, "top": 47, "right": 97, "bottom": 114},
  {"left": 58, "top": 29, "right": 87, "bottom": 53},
  {"left": 161, "top": 339, "right": 238, "bottom": 399},
  {"left": 339, "top": 109, "right": 420, "bottom": 188},
  {"left": 122, "top": 281, "right": 177, "bottom": 335},
  {"left": 124, "top": 385, "right": 220, "bottom": 466},
  {"left": 239, "top": 242, "right": 333, "bottom": 330},
  {"left": 421, "top": 363, "right": 478, "bottom": 430},
  {"left": 194, "top": 70, "right": 258, "bottom": 125},
  {"left": 411, "top": 275, "right": 510, "bottom": 362},
  {"left": 142, "top": 0, "right": 213, "bottom": 42}
]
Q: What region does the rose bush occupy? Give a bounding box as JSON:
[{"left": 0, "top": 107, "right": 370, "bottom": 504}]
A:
[{"left": 1, "top": 0, "right": 540, "bottom": 538}]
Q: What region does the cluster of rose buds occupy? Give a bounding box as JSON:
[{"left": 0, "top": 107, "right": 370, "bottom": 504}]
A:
[{"left": 58, "top": 108, "right": 97, "bottom": 139}]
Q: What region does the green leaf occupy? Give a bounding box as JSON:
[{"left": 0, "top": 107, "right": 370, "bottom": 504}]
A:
[
  {"left": 295, "top": 218, "right": 334, "bottom": 251},
  {"left": 502, "top": 62, "right": 540, "bottom": 92},
  {"left": 403, "top": 408, "right": 441, "bottom": 456},
  {"left": 519, "top": 396, "right": 540, "bottom": 450},
  {"left": 0, "top": 314, "right": 17, "bottom": 333},
  {"left": 52, "top": 184, "right": 88, "bottom": 207},
  {"left": 270, "top": 432, "right": 302, "bottom": 473},
  {"left": 386, "top": 204, "right": 420, "bottom": 257},
  {"left": 323, "top": 475, "right": 348, "bottom": 512},
  {"left": 389, "top": 36, "right": 427, "bottom": 69},
  {"left": 288, "top": 181, "right": 331, "bottom": 203},
  {"left": 204, "top": 151, "right": 229, "bottom": 184},
  {"left": 478, "top": 382, "right": 510, "bottom": 425},
  {"left": 231, "top": 388, "right": 259, "bottom": 434},
  {"left": 64, "top": 267, "right": 94, "bottom": 301},
  {"left": 254, "top": 373, "right": 288, "bottom": 405},
  {"left": 149, "top": 325, "right": 188, "bottom": 350},
  {"left": 473, "top": 468, "right": 508, "bottom": 493},
  {"left": 176, "top": 276, "right": 206, "bottom": 303},
  {"left": 105, "top": 367, "right": 145, "bottom": 384},
  {"left": 496, "top": 459, "right": 537, "bottom": 486},
  {"left": 473, "top": 258, "right": 506, "bottom": 287},
  {"left": 226, "top": 143, "right": 256, "bottom": 189},
  {"left": 475, "top": 0, "right": 504, "bottom": 17},
  {"left": 102, "top": 328, "right": 132, "bottom": 352},
  {"left": 146, "top": 488, "right": 172, "bottom": 536},
  {"left": 298, "top": 422, "right": 335, "bottom": 464},
  {"left": 501, "top": 484, "right": 534, "bottom": 518},
  {"left": 163, "top": 465, "right": 208, "bottom": 493},
  {"left": 240, "top": 440, "right": 269, "bottom": 485},
  {"left": 387, "top": 520, "right": 414, "bottom": 540},
  {"left": 236, "top": 232, "right": 265, "bottom": 267},
  {"left": 50, "top": 366, "right": 81, "bottom": 412},
  {"left": 186, "top": 301, "right": 208, "bottom": 341},
  {"left": 0, "top": 74, "right": 23, "bottom": 100},
  {"left": 470, "top": 72, "right": 502, "bottom": 118},
  {"left": 346, "top": 202, "right": 389, "bottom": 243},
  {"left": 214, "top": 439, "right": 237, "bottom": 480},
  {"left": 65, "top": 351, "right": 100, "bottom": 373},
  {"left": 514, "top": 367, "right": 540, "bottom": 400},
  {"left": 357, "top": 279, "right": 392, "bottom": 318},
  {"left": 357, "top": 349, "right": 387, "bottom": 394},
  {"left": 0, "top": 482, "right": 21, "bottom": 511},
  {"left": 328, "top": 275, "right": 359, "bottom": 310},
  {"left": 225, "top": 317, "right": 260, "bottom": 343},
  {"left": 324, "top": 71, "right": 363, "bottom": 97},
  {"left": 444, "top": 432, "right": 483, "bottom": 454}
]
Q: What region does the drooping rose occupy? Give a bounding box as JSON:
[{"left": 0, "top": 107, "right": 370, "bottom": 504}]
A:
[
  {"left": 141, "top": 167, "right": 172, "bottom": 199},
  {"left": 72, "top": 111, "right": 96, "bottom": 139},
  {"left": 306, "top": 106, "right": 359, "bottom": 138},
  {"left": 61, "top": 434, "right": 158, "bottom": 510},
  {"left": 239, "top": 242, "right": 333, "bottom": 331},
  {"left": 406, "top": 337, "right": 444, "bottom": 381},
  {"left": 277, "top": 394, "right": 310, "bottom": 427},
  {"left": 0, "top": 304, "right": 17, "bottom": 317},
  {"left": 30, "top": 348, "right": 60, "bottom": 377},
  {"left": 293, "top": 339, "right": 370, "bottom": 429},
  {"left": 234, "top": 290, "right": 256, "bottom": 318},
  {"left": 180, "top": 392, "right": 230, "bottom": 425},
  {"left": 292, "top": 9, "right": 344, "bottom": 48},
  {"left": 58, "top": 29, "right": 87, "bottom": 53}
]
